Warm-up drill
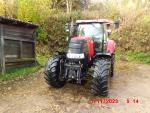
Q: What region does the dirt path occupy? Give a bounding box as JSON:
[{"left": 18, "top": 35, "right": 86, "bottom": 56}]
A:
[{"left": 0, "top": 61, "right": 150, "bottom": 113}]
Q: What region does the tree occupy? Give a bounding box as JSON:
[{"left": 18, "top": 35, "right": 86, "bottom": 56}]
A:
[
  {"left": 51, "top": 0, "right": 66, "bottom": 9},
  {"left": 65, "top": 0, "right": 89, "bottom": 13},
  {"left": 66, "top": 0, "right": 72, "bottom": 13},
  {"left": 80, "top": 0, "right": 89, "bottom": 10}
]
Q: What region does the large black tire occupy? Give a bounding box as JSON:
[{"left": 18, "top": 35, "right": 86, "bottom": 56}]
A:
[
  {"left": 44, "top": 55, "right": 66, "bottom": 88},
  {"left": 110, "top": 54, "right": 115, "bottom": 77},
  {"left": 91, "top": 59, "right": 111, "bottom": 96}
]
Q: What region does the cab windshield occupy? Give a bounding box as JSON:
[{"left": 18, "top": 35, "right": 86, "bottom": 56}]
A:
[
  {"left": 76, "top": 23, "right": 104, "bottom": 52},
  {"left": 77, "top": 23, "right": 103, "bottom": 41}
]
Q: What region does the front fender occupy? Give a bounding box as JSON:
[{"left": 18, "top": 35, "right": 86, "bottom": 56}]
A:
[{"left": 94, "top": 53, "right": 112, "bottom": 59}]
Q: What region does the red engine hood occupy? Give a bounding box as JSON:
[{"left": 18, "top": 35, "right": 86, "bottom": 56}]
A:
[{"left": 71, "top": 36, "right": 94, "bottom": 61}]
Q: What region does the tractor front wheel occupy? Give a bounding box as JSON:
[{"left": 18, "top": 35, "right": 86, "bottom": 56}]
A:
[
  {"left": 44, "top": 55, "right": 66, "bottom": 88},
  {"left": 91, "top": 59, "right": 111, "bottom": 96}
]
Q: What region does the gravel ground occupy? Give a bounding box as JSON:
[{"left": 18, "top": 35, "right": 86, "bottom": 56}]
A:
[{"left": 0, "top": 61, "right": 150, "bottom": 113}]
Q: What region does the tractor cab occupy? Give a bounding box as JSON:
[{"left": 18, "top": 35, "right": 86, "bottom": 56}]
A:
[
  {"left": 66, "top": 19, "right": 117, "bottom": 61},
  {"left": 75, "top": 20, "right": 110, "bottom": 53}
]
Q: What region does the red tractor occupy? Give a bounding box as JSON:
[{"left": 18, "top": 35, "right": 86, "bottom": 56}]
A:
[{"left": 44, "top": 19, "right": 119, "bottom": 96}]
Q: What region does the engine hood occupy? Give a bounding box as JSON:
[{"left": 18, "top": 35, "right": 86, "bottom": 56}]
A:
[{"left": 70, "top": 36, "right": 94, "bottom": 60}]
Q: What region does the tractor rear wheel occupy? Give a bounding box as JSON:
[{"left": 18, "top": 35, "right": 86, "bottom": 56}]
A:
[
  {"left": 44, "top": 55, "right": 66, "bottom": 88},
  {"left": 110, "top": 54, "right": 115, "bottom": 77},
  {"left": 91, "top": 59, "right": 111, "bottom": 96}
]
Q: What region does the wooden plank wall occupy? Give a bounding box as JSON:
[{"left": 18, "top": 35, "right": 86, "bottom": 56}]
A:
[
  {"left": 0, "top": 24, "right": 36, "bottom": 74},
  {"left": 0, "top": 25, "right": 2, "bottom": 74}
]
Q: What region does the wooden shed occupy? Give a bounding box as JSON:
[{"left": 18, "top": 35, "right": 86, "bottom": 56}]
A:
[{"left": 0, "top": 16, "right": 38, "bottom": 74}]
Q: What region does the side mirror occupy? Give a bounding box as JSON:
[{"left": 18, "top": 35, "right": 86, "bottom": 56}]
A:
[
  {"left": 66, "top": 36, "right": 69, "bottom": 41},
  {"left": 114, "top": 20, "right": 120, "bottom": 29},
  {"left": 65, "top": 23, "right": 70, "bottom": 32},
  {"left": 107, "top": 29, "right": 112, "bottom": 36}
]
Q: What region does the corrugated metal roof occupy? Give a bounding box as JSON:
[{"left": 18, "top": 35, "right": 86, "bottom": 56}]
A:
[{"left": 0, "top": 16, "right": 38, "bottom": 29}]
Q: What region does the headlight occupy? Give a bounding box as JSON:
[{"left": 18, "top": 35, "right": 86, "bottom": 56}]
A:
[{"left": 67, "top": 53, "right": 85, "bottom": 59}]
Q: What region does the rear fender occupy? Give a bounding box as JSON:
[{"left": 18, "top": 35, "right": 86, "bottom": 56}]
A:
[{"left": 107, "top": 40, "right": 116, "bottom": 54}]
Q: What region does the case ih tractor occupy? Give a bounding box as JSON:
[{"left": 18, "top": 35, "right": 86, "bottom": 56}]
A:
[{"left": 44, "top": 19, "right": 118, "bottom": 96}]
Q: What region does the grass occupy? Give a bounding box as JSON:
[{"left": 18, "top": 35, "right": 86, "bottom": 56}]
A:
[
  {"left": 0, "top": 66, "right": 40, "bottom": 82},
  {"left": 127, "top": 52, "right": 150, "bottom": 64},
  {"left": 0, "top": 55, "right": 48, "bottom": 82},
  {"left": 36, "top": 55, "right": 48, "bottom": 66},
  {"left": 2, "top": 50, "right": 149, "bottom": 82},
  {"left": 116, "top": 49, "right": 150, "bottom": 64}
]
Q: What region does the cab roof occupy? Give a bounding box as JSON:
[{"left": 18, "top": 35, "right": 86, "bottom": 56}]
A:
[{"left": 76, "top": 19, "right": 113, "bottom": 24}]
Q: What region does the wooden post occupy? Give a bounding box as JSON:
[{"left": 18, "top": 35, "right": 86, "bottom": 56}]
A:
[
  {"left": 0, "top": 24, "right": 5, "bottom": 74},
  {"left": 0, "top": 26, "right": 1, "bottom": 74},
  {"left": 33, "top": 31, "right": 36, "bottom": 64},
  {"left": 20, "top": 41, "right": 22, "bottom": 59}
]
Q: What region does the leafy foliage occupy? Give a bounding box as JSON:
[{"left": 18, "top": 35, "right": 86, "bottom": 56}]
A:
[
  {"left": 112, "top": 9, "right": 150, "bottom": 53},
  {"left": 0, "top": 0, "right": 150, "bottom": 55}
]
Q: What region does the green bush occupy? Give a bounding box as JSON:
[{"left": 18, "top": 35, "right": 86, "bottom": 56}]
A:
[
  {"left": 112, "top": 9, "right": 150, "bottom": 53},
  {"left": 36, "top": 11, "right": 82, "bottom": 55},
  {"left": 15, "top": 1, "right": 148, "bottom": 59}
]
